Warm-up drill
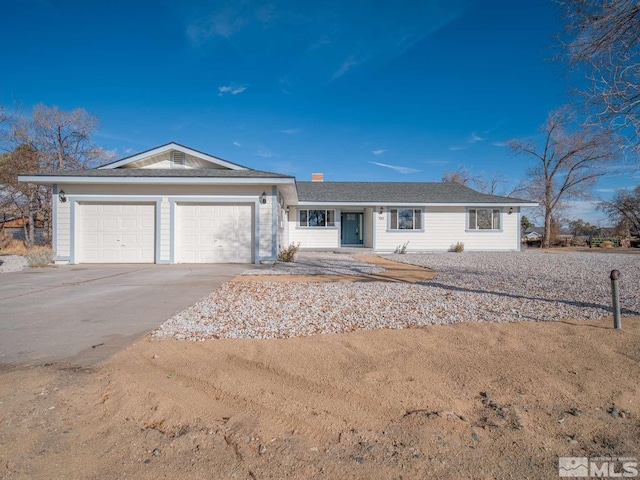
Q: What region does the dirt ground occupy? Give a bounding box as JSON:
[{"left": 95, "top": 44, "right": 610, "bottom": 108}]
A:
[
  {"left": 235, "top": 255, "right": 438, "bottom": 283},
  {"left": 1, "top": 317, "right": 638, "bottom": 479}
]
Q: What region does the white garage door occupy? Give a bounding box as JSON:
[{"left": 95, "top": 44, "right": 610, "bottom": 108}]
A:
[
  {"left": 177, "top": 204, "right": 253, "bottom": 263},
  {"left": 78, "top": 203, "right": 155, "bottom": 263}
]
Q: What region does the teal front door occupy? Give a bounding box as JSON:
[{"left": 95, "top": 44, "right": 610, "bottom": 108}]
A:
[{"left": 341, "top": 212, "right": 363, "bottom": 245}]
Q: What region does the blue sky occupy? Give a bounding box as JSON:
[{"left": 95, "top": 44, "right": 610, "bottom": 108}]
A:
[{"left": 0, "top": 0, "right": 631, "bottom": 224}]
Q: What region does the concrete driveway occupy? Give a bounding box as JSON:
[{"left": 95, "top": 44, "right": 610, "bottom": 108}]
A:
[{"left": 0, "top": 263, "right": 251, "bottom": 366}]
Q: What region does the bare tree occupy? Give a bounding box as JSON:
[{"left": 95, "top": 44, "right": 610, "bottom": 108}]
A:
[
  {"left": 12, "top": 104, "right": 106, "bottom": 171},
  {"left": 2, "top": 104, "right": 109, "bottom": 247},
  {"left": 443, "top": 166, "right": 528, "bottom": 198},
  {"left": 560, "top": 0, "right": 640, "bottom": 144},
  {"left": 0, "top": 145, "right": 43, "bottom": 246},
  {"left": 508, "top": 107, "right": 621, "bottom": 248},
  {"left": 441, "top": 166, "right": 478, "bottom": 186},
  {"left": 597, "top": 185, "right": 640, "bottom": 234}
]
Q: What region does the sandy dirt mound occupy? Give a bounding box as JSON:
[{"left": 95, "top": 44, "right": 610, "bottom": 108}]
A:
[{"left": 1, "top": 318, "right": 638, "bottom": 479}]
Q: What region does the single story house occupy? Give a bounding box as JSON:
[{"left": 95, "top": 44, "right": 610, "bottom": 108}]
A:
[{"left": 19, "top": 142, "right": 537, "bottom": 264}]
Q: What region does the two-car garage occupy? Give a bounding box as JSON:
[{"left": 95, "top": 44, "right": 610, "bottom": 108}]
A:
[{"left": 76, "top": 202, "right": 254, "bottom": 264}]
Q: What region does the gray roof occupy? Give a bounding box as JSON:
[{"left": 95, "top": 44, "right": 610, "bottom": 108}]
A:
[
  {"left": 297, "top": 181, "right": 534, "bottom": 204},
  {"left": 30, "top": 168, "right": 294, "bottom": 179}
]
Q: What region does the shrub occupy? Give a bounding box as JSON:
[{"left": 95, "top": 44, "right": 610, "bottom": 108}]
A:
[
  {"left": 0, "top": 229, "right": 12, "bottom": 250},
  {"left": 278, "top": 242, "right": 300, "bottom": 262},
  {"left": 25, "top": 247, "right": 55, "bottom": 267},
  {"left": 394, "top": 241, "right": 409, "bottom": 254},
  {"left": 599, "top": 240, "right": 614, "bottom": 249},
  {"left": 451, "top": 242, "right": 464, "bottom": 253},
  {"left": 0, "top": 237, "right": 28, "bottom": 255}
]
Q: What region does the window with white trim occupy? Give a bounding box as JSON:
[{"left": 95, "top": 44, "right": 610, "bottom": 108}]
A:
[
  {"left": 468, "top": 208, "right": 501, "bottom": 230},
  {"left": 389, "top": 208, "right": 422, "bottom": 230},
  {"left": 299, "top": 209, "right": 336, "bottom": 227}
]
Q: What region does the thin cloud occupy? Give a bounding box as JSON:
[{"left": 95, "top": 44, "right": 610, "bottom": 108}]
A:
[
  {"left": 492, "top": 141, "right": 508, "bottom": 147},
  {"left": 369, "top": 161, "right": 420, "bottom": 174},
  {"left": 218, "top": 84, "right": 248, "bottom": 96},
  {"left": 331, "top": 55, "right": 367, "bottom": 81},
  {"left": 371, "top": 149, "right": 388, "bottom": 155},
  {"left": 232, "top": 142, "right": 242, "bottom": 147},
  {"left": 256, "top": 146, "right": 278, "bottom": 158},
  {"left": 470, "top": 131, "right": 485, "bottom": 143},
  {"left": 186, "top": 3, "right": 276, "bottom": 45},
  {"left": 280, "top": 128, "right": 301, "bottom": 135},
  {"left": 450, "top": 131, "right": 487, "bottom": 151}
]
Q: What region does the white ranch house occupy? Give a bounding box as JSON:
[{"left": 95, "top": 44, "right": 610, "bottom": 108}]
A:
[{"left": 20, "top": 142, "right": 536, "bottom": 264}]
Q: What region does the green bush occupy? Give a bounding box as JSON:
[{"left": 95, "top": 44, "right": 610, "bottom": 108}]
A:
[
  {"left": 451, "top": 242, "right": 464, "bottom": 253},
  {"left": 25, "top": 247, "right": 55, "bottom": 267},
  {"left": 278, "top": 242, "right": 300, "bottom": 262}
]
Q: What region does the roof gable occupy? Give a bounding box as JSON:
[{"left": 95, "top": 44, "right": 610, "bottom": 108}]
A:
[{"left": 98, "top": 142, "right": 249, "bottom": 171}]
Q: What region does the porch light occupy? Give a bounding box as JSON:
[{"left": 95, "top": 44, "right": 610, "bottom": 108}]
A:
[
  {"left": 508, "top": 207, "right": 513, "bottom": 215},
  {"left": 58, "top": 190, "right": 67, "bottom": 203},
  {"left": 259, "top": 191, "right": 267, "bottom": 205},
  {"left": 379, "top": 207, "right": 384, "bottom": 214}
]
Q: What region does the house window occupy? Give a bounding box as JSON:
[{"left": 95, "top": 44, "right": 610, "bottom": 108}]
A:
[
  {"left": 468, "top": 208, "right": 501, "bottom": 230},
  {"left": 389, "top": 208, "right": 422, "bottom": 230},
  {"left": 299, "top": 209, "right": 336, "bottom": 227}
]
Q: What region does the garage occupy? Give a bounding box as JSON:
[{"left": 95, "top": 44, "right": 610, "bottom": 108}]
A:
[
  {"left": 78, "top": 203, "right": 156, "bottom": 263},
  {"left": 176, "top": 203, "right": 253, "bottom": 263}
]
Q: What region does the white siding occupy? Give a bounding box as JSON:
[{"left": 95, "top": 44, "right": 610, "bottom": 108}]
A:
[
  {"left": 287, "top": 208, "right": 340, "bottom": 249},
  {"left": 258, "top": 195, "right": 273, "bottom": 258},
  {"left": 160, "top": 198, "right": 170, "bottom": 262},
  {"left": 364, "top": 207, "right": 373, "bottom": 248},
  {"left": 276, "top": 191, "right": 287, "bottom": 252},
  {"left": 56, "top": 197, "right": 71, "bottom": 259},
  {"left": 374, "top": 206, "right": 519, "bottom": 252}
]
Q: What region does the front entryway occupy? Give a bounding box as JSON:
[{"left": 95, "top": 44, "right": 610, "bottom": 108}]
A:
[{"left": 341, "top": 212, "right": 363, "bottom": 245}]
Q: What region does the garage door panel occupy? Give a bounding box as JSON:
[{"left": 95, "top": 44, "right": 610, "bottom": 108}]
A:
[
  {"left": 177, "top": 203, "right": 252, "bottom": 264},
  {"left": 78, "top": 203, "right": 155, "bottom": 264}
]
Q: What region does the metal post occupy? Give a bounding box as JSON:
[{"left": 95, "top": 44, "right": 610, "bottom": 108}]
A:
[{"left": 610, "top": 270, "right": 621, "bottom": 329}]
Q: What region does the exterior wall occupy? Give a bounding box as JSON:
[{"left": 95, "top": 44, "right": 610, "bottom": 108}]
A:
[
  {"left": 374, "top": 206, "right": 520, "bottom": 252},
  {"left": 54, "top": 183, "right": 276, "bottom": 264},
  {"left": 364, "top": 207, "right": 373, "bottom": 248},
  {"left": 55, "top": 196, "right": 72, "bottom": 260},
  {"left": 276, "top": 189, "right": 288, "bottom": 253},
  {"left": 287, "top": 207, "right": 340, "bottom": 249}
]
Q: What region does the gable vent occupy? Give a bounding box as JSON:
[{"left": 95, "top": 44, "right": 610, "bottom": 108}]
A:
[{"left": 171, "top": 151, "right": 185, "bottom": 168}]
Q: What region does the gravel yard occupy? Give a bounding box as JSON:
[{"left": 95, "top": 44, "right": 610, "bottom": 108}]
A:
[
  {"left": 156, "top": 250, "right": 640, "bottom": 340},
  {"left": 242, "top": 252, "right": 385, "bottom": 275},
  {"left": 0, "top": 255, "right": 27, "bottom": 273}
]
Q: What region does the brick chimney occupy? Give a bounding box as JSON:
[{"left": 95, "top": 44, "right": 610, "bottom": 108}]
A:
[{"left": 311, "top": 172, "right": 324, "bottom": 182}]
